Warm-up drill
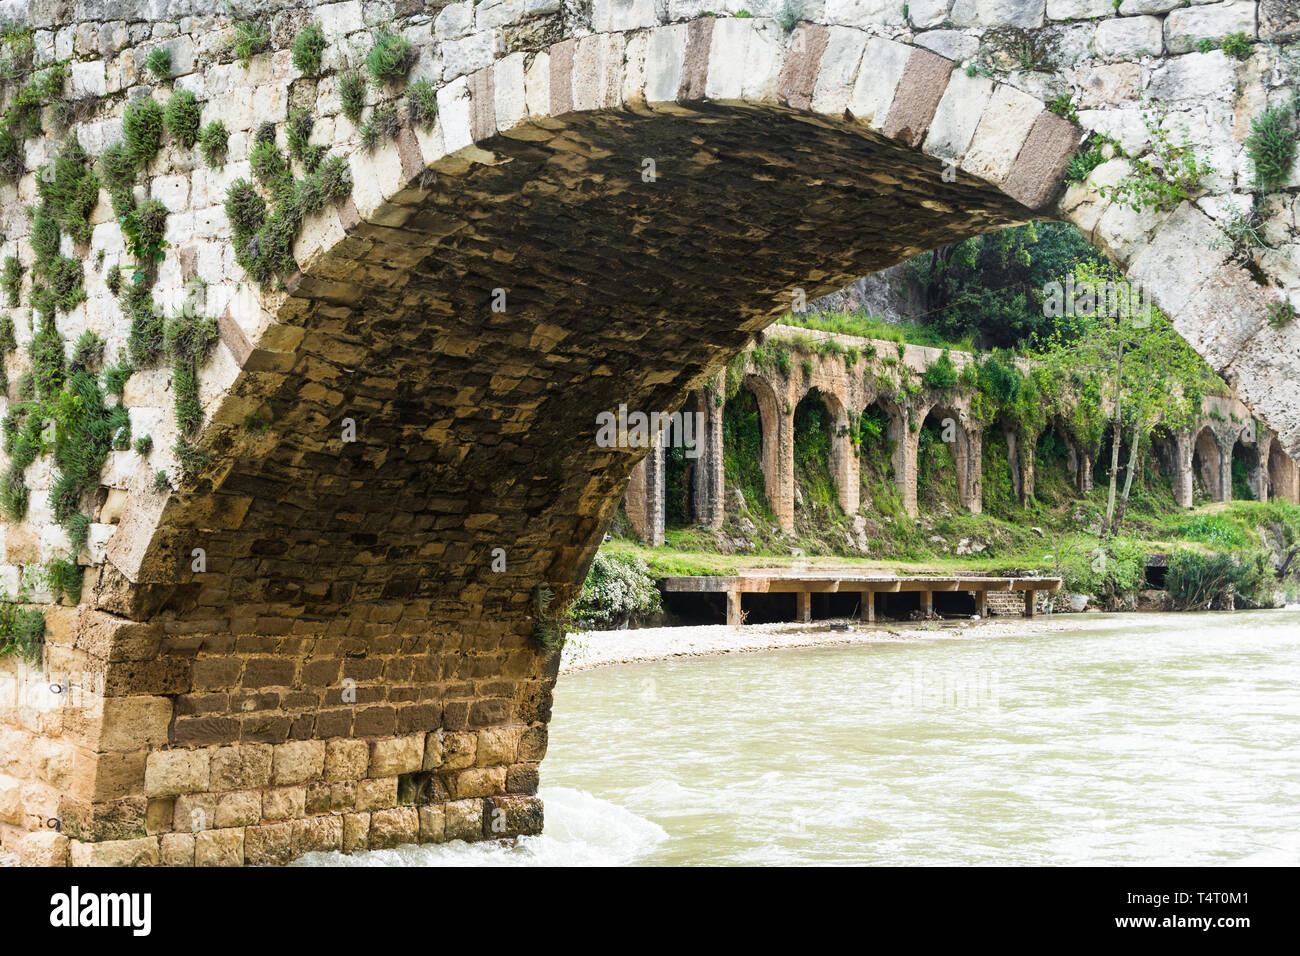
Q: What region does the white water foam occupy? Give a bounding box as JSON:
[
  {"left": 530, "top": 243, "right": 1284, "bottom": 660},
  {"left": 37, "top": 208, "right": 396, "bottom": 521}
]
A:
[{"left": 291, "top": 787, "right": 666, "bottom": 867}]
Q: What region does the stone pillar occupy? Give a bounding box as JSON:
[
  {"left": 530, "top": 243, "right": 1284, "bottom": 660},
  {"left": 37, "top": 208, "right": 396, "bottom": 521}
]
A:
[
  {"left": 899, "top": 415, "right": 919, "bottom": 518},
  {"left": 1024, "top": 590, "right": 1036, "bottom": 618},
  {"left": 796, "top": 591, "right": 811, "bottom": 623},
  {"left": 1018, "top": 434, "right": 1035, "bottom": 506},
  {"left": 1077, "top": 452, "right": 1094, "bottom": 494},
  {"left": 1171, "top": 431, "right": 1195, "bottom": 508},
  {"left": 974, "top": 590, "right": 987, "bottom": 618},
  {"left": 773, "top": 405, "right": 795, "bottom": 533},
  {"left": 693, "top": 386, "right": 725, "bottom": 530},
  {"left": 861, "top": 591, "right": 875, "bottom": 623},
  {"left": 1253, "top": 435, "right": 1272, "bottom": 503},
  {"left": 641, "top": 429, "right": 667, "bottom": 545},
  {"left": 1216, "top": 435, "right": 1234, "bottom": 502},
  {"left": 919, "top": 590, "right": 933, "bottom": 619},
  {"left": 964, "top": 428, "right": 983, "bottom": 513},
  {"left": 624, "top": 457, "right": 650, "bottom": 539},
  {"left": 1005, "top": 429, "right": 1022, "bottom": 502},
  {"left": 830, "top": 412, "right": 860, "bottom": 516}
]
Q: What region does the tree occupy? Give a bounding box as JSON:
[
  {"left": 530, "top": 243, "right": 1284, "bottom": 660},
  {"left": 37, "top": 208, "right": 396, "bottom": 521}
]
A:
[
  {"left": 1033, "top": 262, "right": 1220, "bottom": 534},
  {"left": 906, "top": 223, "right": 1106, "bottom": 349}
]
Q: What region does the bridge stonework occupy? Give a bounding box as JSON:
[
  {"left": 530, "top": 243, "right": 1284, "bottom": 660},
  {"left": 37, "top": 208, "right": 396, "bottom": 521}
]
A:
[{"left": 0, "top": 1, "right": 1298, "bottom": 864}]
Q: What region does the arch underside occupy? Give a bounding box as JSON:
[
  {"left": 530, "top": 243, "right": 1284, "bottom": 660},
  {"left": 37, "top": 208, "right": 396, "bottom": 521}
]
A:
[{"left": 129, "top": 104, "right": 1034, "bottom": 618}]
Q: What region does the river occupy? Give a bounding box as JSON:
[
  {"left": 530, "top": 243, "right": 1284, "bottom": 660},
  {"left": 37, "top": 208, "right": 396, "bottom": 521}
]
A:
[{"left": 297, "top": 610, "right": 1300, "bottom": 866}]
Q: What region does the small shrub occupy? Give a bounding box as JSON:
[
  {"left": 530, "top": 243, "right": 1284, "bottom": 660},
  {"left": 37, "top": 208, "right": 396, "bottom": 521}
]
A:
[
  {"left": 105, "top": 263, "right": 123, "bottom": 295},
  {"left": 367, "top": 27, "right": 414, "bottom": 83},
  {"left": 174, "top": 436, "right": 209, "bottom": 478},
  {"left": 230, "top": 20, "right": 271, "bottom": 67},
  {"left": 67, "top": 511, "right": 91, "bottom": 550},
  {"left": 360, "top": 103, "right": 401, "bottom": 150},
  {"left": 777, "top": 0, "right": 803, "bottom": 32},
  {"left": 407, "top": 78, "right": 438, "bottom": 126},
  {"left": 44, "top": 557, "right": 82, "bottom": 604},
  {"left": 0, "top": 604, "right": 45, "bottom": 665},
  {"left": 104, "top": 352, "right": 133, "bottom": 394},
  {"left": 1196, "top": 38, "right": 1217, "bottom": 54},
  {"left": 164, "top": 89, "right": 201, "bottom": 148},
  {"left": 122, "top": 97, "right": 166, "bottom": 170},
  {"left": 1245, "top": 105, "right": 1297, "bottom": 192},
  {"left": 122, "top": 198, "right": 169, "bottom": 265},
  {"left": 36, "top": 138, "right": 100, "bottom": 245},
  {"left": 340, "top": 72, "right": 367, "bottom": 122},
  {"left": 921, "top": 349, "right": 959, "bottom": 389},
  {"left": 134, "top": 433, "right": 153, "bottom": 455},
  {"left": 1065, "top": 141, "right": 1105, "bottom": 184},
  {"left": 571, "top": 552, "right": 663, "bottom": 630},
  {"left": 1220, "top": 32, "right": 1253, "bottom": 60},
  {"left": 1269, "top": 302, "right": 1297, "bottom": 326},
  {"left": 292, "top": 23, "right": 326, "bottom": 76},
  {"left": 317, "top": 154, "right": 353, "bottom": 201},
  {"left": 1, "top": 255, "right": 20, "bottom": 307},
  {"left": 145, "top": 46, "right": 172, "bottom": 79},
  {"left": 71, "top": 329, "right": 104, "bottom": 372},
  {"left": 153, "top": 469, "right": 170, "bottom": 493},
  {"left": 199, "top": 119, "right": 229, "bottom": 167}
]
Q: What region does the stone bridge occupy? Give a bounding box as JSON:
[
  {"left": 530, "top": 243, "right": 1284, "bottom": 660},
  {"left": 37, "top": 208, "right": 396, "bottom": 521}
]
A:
[
  {"left": 0, "top": 0, "right": 1298, "bottom": 864},
  {"left": 624, "top": 324, "right": 1300, "bottom": 542}
]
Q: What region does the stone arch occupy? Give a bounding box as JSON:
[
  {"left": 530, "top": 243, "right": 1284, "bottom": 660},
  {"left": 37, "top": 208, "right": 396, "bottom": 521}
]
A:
[
  {"left": 1268, "top": 438, "right": 1300, "bottom": 504},
  {"left": 736, "top": 372, "right": 788, "bottom": 529},
  {"left": 1230, "top": 429, "right": 1263, "bottom": 501},
  {"left": 1193, "top": 426, "right": 1225, "bottom": 501},
  {"left": 915, "top": 401, "right": 981, "bottom": 514},
  {"left": 1033, "top": 419, "right": 1077, "bottom": 505},
  {"left": 6, "top": 9, "right": 1300, "bottom": 865},
  {"left": 796, "top": 383, "right": 859, "bottom": 515},
  {"left": 857, "top": 392, "right": 908, "bottom": 516},
  {"left": 1147, "top": 424, "right": 1185, "bottom": 506}
]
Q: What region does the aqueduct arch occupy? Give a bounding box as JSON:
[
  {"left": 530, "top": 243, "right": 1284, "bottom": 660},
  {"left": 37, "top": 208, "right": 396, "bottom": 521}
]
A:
[{"left": 2, "top": 3, "right": 1300, "bottom": 864}]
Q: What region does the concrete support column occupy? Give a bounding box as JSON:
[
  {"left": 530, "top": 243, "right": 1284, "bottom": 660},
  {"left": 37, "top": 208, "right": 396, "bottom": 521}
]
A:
[
  {"left": 974, "top": 590, "right": 987, "bottom": 619},
  {"left": 861, "top": 591, "right": 875, "bottom": 623},
  {"left": 1024, "top": 590, "right": 1036, "bottom": 618},
  {"left": 1171, "top": 432, "right": 1195, "bottom": 508},
  {"left": 920, "top": 590, "right": 933, "bottom": 619},
  {"left": 726, "top": 590, "right": 742, "bottom": 626},
  {"left": 796, "top": 591, "right": 811, "bottom": 623}
]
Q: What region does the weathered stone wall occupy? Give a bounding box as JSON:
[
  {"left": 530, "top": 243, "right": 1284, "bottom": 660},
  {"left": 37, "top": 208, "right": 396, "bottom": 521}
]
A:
[{"left": 0, "top": 0, "right": 1297, "bottom": 864}]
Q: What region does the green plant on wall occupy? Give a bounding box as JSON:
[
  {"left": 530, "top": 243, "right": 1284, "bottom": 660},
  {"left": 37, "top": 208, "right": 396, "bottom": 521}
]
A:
[
  {"left": 200, "top": 119, "right": 229, "bottom": 167},
  {"left": 1099, "top": 109, "right": 1213, "bottom": 212},
  {"left": 367, "top": 27, "right": 414, "bottom": 83},
  {"left": 1245, "top": 103, "right": 1298, "bottom": 193},
  {"left": 291, "top": 22, "right": 327, "bottom": 76},
  {"left": 164, "top": 89, "right": 201, "bottom": 148}
]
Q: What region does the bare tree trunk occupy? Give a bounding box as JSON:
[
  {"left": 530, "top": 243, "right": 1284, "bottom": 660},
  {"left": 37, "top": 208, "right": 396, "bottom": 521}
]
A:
[
  {"left": 1104, "top": 342, "right": 1124, "bottom": 533},
  {"left": 1112, "top": 423, "right": 1144, "bottom": 533}
]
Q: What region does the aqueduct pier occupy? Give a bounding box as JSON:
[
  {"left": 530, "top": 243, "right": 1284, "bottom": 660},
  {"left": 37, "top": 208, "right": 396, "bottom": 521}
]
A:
[{"left": 0, "top": 1, "right": 1298, "bottom": 864}]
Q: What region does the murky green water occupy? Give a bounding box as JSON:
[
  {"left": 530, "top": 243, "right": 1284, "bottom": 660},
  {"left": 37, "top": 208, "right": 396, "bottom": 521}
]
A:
[{"left": 300, "top": 611, "right": 1300, "bottom": 866}]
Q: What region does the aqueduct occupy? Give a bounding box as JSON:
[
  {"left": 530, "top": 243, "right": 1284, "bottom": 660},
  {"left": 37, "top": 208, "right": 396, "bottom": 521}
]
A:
[
  {"left": 0, "top": 0, "right": 1298, "bottom": 864},
  {"left": 623, "top": 324, "right": 1300, "bottom": 543}
]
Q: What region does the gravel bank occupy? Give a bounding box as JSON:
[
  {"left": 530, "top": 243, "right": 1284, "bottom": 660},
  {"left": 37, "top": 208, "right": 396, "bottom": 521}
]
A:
[{"left": 559, "top": 615, "right": 1083, "bottom": 674}]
